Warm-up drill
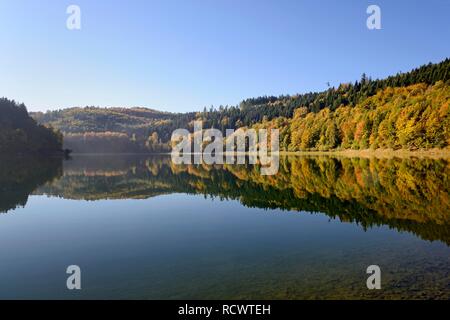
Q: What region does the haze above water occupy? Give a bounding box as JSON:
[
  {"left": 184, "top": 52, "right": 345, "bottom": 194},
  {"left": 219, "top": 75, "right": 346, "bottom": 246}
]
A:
[{"left": 0, "top": 155, "right": 448, "bottom": 299}]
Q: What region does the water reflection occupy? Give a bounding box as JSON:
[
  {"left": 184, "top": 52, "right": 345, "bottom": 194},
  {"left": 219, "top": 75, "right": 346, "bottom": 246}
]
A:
[
  {"left": 0, "top": 156, "right": 62, "bottom": 213},
  {"left": 26, "top": 154, "right": 450, "bottom": 245},
  {"left": 1, "top": 154, "right": 449, "bottom": 299}
]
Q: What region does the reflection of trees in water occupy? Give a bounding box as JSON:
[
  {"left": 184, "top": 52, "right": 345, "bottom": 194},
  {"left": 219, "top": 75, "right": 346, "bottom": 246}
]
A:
[
  {"left": 0, "top": 156, "right": 63, "bottom": 213},
  {"left": 33, "top": 155, "right": 450, "bottom": 245}
]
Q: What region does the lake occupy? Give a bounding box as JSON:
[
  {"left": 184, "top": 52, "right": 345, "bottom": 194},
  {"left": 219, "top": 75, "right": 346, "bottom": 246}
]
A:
[{"left": 0, "top": 155, "right": 448, "bottom": 299}]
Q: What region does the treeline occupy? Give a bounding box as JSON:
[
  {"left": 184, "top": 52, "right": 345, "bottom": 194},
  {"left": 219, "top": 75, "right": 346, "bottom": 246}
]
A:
[
  {"left": 31, "top": 106, "right": 174, "bottom": 134},
  {"left": 64, "top": 131, "right": 170, "bottom": 153},
  {"left": 0, "top": 98, "right": 64, "bottom": 155},
  {"left": 31, "top": 106, "right": 188, "bottom": 153},
  {"left": 30, "top": 58, "right": 450, "bottom": 153},
  {"left": 253, "top": 81, "right": 449, "bottom": 151},
  {"left": 194, "top": 58, "right": 450, "bottom": 130}
]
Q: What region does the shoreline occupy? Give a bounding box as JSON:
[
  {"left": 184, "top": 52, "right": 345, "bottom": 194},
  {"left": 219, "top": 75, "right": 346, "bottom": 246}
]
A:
[
  {"left": 64, "top": 148, "right": 450, "bottom": 159},
  {"left": 280, "top": 148, "right": 450, "bottom": 159}
]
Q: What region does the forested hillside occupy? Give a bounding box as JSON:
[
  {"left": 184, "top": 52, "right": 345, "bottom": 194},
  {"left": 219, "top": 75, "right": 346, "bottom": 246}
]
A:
[
  {"left": 31, "top": 107, "right": 193, "bottom": 153},
  {"left": 254, "top": 82, "right": 449, "bottom": 151},
  {"left": 31, "top": 58, "right": 450, "bottom": 153},
  {"left": 0, "top": 98, "right": 64, "bottom": 155}
]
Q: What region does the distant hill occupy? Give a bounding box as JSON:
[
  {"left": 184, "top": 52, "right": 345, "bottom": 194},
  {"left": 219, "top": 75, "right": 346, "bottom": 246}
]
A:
[
  {"left": 30, "top": 58, "right": 450, "bottom": 153},
  {"left": 0, "top": 98, "right": 64, "bottom": 155},
  {"left": 31, "top": 106, "right": 174, "bottom": 134},
  {"left": 30, "top": 106, "right": 197, "bottom": 153}
]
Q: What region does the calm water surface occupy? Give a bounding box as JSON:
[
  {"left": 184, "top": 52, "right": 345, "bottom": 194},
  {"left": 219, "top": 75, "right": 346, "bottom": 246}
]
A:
[{"left": 0, "top": 155, "right": 448, "bottom": 299}]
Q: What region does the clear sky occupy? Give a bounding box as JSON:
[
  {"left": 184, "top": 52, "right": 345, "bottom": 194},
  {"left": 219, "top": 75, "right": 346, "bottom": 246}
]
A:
[{"left": 1, "top": 0, "right": 449, "bottom": 112}]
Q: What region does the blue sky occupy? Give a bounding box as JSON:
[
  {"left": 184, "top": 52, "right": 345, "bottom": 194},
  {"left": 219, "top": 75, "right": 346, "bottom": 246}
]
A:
[{"left": 1, "top": 0, "right": 449, "bottom": 112}]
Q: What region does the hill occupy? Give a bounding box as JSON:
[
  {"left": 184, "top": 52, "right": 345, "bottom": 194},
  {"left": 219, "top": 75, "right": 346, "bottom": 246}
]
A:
[
  {"left": 0, "top": 98, "right": 64, "bottom": 155},
  {"left": 30, "top": 58, "right": 450, "bottom": 153},
  {"left": 31, "top": 106, "right": 174, "bottom": 134},
  {"left": 31, "top": 106, "right": 195, "bottom": 153},
  {"left": 253, "top": 81, "right": 449, "bottom": 151}
]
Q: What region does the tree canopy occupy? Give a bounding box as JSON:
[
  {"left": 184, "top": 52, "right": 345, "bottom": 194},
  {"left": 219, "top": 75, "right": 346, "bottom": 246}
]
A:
[
  {"left": 29, "top": 58, "right": 450, "bottom": 153},
  {"left": 0, "top": 98, "right": 63, "bottom": 155}
]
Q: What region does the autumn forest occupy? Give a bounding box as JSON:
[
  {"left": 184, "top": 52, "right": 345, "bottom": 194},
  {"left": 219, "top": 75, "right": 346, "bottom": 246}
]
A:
[{"left": 20, "top": 58, "right": 450, "bottom": 154}]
